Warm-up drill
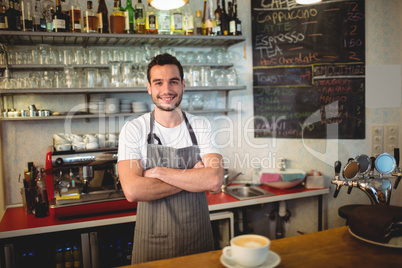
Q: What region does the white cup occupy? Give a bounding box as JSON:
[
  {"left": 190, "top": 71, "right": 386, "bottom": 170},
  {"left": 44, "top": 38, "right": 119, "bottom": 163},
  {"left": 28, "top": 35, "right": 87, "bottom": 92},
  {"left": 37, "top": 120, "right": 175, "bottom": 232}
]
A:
[
  {"left": 222, "top": 234, "right": 270, "bottom": 267},
  {"left": 70, "top": 134, "right": 84, "bottom": 143},
  {"left": 85, "top": 142, "right": 99, "bottom": 149},
  {"left": 72, "top": 142, "right": 86, "bottom": 150},
  {"left": 55, "top": 143, "right": 71, "bottom": 152},
  {"left": 83, "top": 134, "right": 97, "bottom": 143},
  {"left": 53, "top": 133, "right": 70, "bottom": 144}
]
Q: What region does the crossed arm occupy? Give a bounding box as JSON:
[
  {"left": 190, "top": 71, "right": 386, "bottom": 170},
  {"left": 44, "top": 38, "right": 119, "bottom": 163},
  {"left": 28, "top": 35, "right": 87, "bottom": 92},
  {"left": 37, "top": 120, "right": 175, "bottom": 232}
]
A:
[{"left": 118, "top": 153, "right": 224, "bottom": 202}]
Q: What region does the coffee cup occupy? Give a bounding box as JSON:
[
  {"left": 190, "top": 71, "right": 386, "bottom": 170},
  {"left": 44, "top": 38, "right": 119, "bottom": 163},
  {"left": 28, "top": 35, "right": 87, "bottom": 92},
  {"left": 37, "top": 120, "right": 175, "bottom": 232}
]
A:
[
  {"left": 222, "top": 234, "right": 270, "bottom": 267},
  {"left": 83, "top": 134, "right": 97, "bottom": 143}
]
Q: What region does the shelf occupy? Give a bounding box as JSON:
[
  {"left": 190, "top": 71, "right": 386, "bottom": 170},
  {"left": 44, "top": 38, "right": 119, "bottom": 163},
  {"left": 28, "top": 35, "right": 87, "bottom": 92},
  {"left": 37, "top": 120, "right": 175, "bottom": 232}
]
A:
[
  {"left": 0, "top": 63, "right": 235, "bottom": 70},
  {"left": 0, "top": 109, "right": 236, "bottom": 121},
  {"left": 0, "top": 31, "right": 246, "bottom": 48},
  {"left": 0, "top": 85, "right": 246, "bottom": 94}
]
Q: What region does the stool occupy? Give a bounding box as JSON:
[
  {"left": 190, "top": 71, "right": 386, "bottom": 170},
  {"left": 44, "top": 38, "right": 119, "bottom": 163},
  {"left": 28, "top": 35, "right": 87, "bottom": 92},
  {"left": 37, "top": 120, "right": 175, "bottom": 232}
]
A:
[{"left": 338, "top": 204, "right": 368, "bottom": 225}]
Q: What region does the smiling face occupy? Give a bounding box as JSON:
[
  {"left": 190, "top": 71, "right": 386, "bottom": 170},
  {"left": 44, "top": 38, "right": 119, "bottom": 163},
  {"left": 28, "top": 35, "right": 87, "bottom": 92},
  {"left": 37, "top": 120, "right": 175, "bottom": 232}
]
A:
[{"left": 147, "top": 64, "right": 185, "bottom": 112}]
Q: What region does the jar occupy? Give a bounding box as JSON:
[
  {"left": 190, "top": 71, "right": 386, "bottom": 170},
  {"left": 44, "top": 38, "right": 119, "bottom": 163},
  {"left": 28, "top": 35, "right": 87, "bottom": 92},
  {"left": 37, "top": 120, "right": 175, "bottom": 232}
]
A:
[{"left": 190, "top": 94, "right": 204, "bottom": 110}]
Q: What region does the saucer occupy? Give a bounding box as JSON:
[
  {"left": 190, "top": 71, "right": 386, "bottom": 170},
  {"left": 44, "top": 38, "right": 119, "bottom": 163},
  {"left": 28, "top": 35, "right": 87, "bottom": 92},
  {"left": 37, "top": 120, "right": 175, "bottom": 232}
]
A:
[{"left": 220, "top": 251, "right": 281, "bottom": 268}]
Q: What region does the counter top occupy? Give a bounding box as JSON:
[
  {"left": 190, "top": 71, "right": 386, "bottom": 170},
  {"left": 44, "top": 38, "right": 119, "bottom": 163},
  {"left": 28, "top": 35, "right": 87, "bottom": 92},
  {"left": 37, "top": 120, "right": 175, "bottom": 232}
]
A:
[
  {"left": 0, "top": 185, "right": 328, "bottom": 239},
  {"left": 119, "top": 226, "right": 402, "bottom": 268}
]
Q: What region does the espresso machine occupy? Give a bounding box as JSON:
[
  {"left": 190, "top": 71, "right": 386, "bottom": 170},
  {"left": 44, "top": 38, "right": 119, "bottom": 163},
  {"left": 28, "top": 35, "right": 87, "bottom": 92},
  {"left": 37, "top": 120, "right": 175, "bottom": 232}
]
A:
[{"left": 45, "top": 148, "right": 137, "bottom": 218}]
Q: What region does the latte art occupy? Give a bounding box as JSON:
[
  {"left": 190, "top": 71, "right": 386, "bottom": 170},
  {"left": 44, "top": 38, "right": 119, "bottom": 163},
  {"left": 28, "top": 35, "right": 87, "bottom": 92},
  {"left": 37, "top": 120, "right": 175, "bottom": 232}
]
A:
[{"left": 234, "top": 236, "right": 268, "bottom": 248}]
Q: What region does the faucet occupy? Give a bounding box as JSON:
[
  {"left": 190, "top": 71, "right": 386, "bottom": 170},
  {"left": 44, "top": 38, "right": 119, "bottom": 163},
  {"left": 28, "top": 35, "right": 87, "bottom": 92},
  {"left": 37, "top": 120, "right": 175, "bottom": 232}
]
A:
[
  {"left": 278, "top": 158, "right": 286, "bottom": 171},
  {"left": 221, "top": 171, "right": 245, "bottom": 191}
]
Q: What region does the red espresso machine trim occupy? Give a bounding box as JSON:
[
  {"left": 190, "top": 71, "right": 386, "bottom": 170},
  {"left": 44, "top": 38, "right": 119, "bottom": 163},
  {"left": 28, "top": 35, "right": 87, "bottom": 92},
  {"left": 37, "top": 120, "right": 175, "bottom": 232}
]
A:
[{"left": 45, "top": 147, "right": 137, "bottom": 218}]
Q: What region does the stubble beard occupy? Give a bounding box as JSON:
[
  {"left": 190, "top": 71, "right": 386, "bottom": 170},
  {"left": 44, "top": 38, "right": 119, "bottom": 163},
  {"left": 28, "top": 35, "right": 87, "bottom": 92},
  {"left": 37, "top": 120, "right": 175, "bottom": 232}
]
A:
[{"left": 154, "top": 93, "right": 183, "bottom": 112}]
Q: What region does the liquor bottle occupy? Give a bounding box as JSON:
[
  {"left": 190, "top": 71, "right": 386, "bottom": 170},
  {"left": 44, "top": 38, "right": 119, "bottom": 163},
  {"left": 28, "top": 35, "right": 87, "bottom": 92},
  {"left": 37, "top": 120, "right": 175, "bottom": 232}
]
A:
[
  {"left": 5, "top": 0, "right": 21, "bottom": 31},
  {"left": 134, "top": 0, "right": 145, "bottom": 34},
  {"left": 170, "top": 7, "right": 183, "bottom": 35},
  {"left": 182, "top": 3, "right": 193, "bottom": 35},
  {"left": 69, "top": 0, "right": 81, "bottom": 32},
  {"left": 157, "top": 9, "right": 169, "bottom": 35},
  {"left": 194, "top": 10, "right": 202, "bottom": 35},
  {"left": 109, "top": 0, "right": 124, "bottom": 33},
  {"left": 214, "top": 0, "right": 222, "bottom": 35},
  {"left": 14, "top": 0, "right": 23, "bottom": 30},
  {"left": 32, "top": 0, "right": 45, "bottom": 31},
  {"left": 21, "top": 0, "right": 33, "bottom": 31},
  {"left": 221, "top": 0, "right": 228, "bottom": 35},
  {"left": 97, "top": 0, "right": 108, "bottom": 33},
  {"left": 64, "top": 244, "right": 74, "bottom": 268},
  {"left": 124, "top": 0, "right": 134, "bottom": 33},
  {"left": 42, "top": 0, "right": 54, "bottom": 32},
  {"left": 52, "top": 0, "right": 68, "bottom": 32},
  {"left": 145, "top": 4, "right": 157, "bottom": 34},
  {"left": 0, "top": 0, "right": 7, "bottom": 30},
  {"left": 205, "top": 0, "right": 214, "bottom": 35},
  {"left": 83, "top": 0, "right": 97, "bottom": 33},
  {"left": 201, "top": 0, "right": 206, "bottom": 35},
  {"left": 233, "top": 0, "right": 241, "bottom": 35}
]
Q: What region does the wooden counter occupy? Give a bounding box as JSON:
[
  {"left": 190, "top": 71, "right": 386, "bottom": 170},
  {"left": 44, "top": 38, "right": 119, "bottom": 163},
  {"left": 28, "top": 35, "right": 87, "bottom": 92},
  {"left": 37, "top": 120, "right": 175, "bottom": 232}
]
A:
[{"left": 120, "top": 226, "right": 402, "bottom": 268}]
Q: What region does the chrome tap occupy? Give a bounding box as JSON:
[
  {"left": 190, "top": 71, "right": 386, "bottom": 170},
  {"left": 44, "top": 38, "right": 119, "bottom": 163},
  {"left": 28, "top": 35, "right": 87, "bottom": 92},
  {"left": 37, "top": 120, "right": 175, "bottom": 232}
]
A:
[
  {"left": 221, "top": 171, "right": 245, "bottom": 191},
  {"left": 278, "top": 158, "right": 286, "bottom": 171}
]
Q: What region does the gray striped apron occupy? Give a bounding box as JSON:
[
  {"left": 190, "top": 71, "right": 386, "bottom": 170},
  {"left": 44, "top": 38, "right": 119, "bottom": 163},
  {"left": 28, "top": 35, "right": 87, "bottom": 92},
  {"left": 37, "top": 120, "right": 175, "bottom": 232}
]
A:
[{"left": 132, "top": 111, "right": 214, "bottom": 264}]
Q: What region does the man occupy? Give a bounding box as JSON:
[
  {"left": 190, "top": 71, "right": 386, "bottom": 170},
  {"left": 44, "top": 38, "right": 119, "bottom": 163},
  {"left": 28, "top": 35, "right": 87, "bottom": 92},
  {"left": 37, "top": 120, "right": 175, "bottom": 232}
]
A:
[{"left": 118, "top": 53, "right": 224, "bottom": 264}]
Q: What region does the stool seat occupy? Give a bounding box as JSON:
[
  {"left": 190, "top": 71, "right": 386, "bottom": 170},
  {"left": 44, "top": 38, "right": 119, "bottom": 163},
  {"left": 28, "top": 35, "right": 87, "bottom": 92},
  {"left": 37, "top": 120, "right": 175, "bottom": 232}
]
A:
[{"left": 338, "top": 204, "right": 369, "bottom": 225}]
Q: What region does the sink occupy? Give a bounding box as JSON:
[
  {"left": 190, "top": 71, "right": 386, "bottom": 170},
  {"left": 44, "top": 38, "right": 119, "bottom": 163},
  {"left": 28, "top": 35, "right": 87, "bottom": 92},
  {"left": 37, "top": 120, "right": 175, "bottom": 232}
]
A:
[
  {"left": 223, "top": 185, "right": 275, "bottom": 200},
  {"left": 261, "top": 169, "right": 306, "bottom": 189}
]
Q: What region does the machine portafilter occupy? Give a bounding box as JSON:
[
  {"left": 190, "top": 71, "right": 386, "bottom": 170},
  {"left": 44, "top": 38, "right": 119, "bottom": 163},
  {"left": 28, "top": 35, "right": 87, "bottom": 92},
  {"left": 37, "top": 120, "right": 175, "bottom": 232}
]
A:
[
  {"left": 81, "top": 166, "right": 94, "bottom": 193},
  {"left": 331, "top": 152, "right": 396, "bottom": 205}
]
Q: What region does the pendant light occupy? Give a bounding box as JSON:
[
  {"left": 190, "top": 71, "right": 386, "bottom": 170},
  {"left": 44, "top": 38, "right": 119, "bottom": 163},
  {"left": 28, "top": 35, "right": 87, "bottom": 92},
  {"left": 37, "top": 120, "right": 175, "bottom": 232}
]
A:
[
  {"left": 148, "top": 0, "right": 189, "bottom": 10},
  {"left": 296, "top": 0, "right": 322, "bottom": 4}
]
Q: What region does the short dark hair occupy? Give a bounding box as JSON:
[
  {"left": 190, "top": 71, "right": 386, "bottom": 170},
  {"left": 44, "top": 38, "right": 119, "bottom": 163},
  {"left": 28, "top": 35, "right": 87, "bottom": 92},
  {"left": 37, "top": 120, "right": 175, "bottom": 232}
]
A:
[{"left": 147, "top": 53, "right": 184, "bottom": 83}]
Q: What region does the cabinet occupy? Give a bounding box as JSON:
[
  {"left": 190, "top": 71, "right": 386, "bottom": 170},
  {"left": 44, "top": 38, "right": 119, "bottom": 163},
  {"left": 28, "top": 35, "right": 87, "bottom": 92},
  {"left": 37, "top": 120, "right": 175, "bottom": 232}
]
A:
[{"left": 0, "top": 31, "right": 246, "bottom": 121}]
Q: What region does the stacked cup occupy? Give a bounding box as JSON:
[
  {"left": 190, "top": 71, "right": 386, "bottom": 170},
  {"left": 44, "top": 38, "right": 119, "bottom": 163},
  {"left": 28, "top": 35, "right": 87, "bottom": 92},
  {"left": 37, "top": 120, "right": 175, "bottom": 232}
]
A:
[
  {"left": 53, "top": 133, "right": 71, "bottom": 152},
  {"left": 70, "top": 134, "right": 85, "bottom": 150},
  {"left": 83, "top": 134, "right": 99, "bottom": 149}
]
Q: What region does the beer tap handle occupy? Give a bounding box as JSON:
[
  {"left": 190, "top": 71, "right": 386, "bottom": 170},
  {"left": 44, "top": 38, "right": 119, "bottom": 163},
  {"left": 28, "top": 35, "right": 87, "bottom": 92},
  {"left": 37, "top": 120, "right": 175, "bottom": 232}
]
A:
[
  {"left": 394, "top": 148, "right": 401, "bottom": 189},
  {"left": 370, "top": 156, "right": 376, "bottom": 177},
  {"left": 347, "top": 185, "right": 353, "bottom": 194},
  {"left": 334, "top": 161, "right": 342, "bottom": 198}
]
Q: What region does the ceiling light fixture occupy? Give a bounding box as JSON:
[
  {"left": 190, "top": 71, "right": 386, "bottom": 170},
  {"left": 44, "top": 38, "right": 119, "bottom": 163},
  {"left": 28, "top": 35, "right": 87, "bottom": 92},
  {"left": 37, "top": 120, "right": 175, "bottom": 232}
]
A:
[
  {"left": 296, "top": 0, "right": 322, "bottom": 5},
  {"left": 148, "top": 0, "right": 189, "bottom": 10}
]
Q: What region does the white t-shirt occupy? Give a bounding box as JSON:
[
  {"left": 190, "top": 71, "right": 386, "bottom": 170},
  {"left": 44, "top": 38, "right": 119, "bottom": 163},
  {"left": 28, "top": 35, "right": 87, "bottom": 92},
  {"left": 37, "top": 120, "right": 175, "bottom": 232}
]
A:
[{"left": 118, "top": 112, "right": 221, "bottom": 168}]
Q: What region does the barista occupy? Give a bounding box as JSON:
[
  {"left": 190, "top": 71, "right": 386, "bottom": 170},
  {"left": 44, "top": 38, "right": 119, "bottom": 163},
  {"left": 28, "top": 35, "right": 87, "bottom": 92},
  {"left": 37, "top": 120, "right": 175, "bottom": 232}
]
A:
[{"left": 118, "top": 53, "right": 224, "bottom": 264}]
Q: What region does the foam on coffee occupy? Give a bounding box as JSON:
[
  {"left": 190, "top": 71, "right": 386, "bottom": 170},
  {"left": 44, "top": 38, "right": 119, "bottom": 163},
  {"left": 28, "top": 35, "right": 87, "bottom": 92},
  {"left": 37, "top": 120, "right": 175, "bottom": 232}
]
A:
[{"left": 233, "top": 236, "right": 268, "bottom": 248}]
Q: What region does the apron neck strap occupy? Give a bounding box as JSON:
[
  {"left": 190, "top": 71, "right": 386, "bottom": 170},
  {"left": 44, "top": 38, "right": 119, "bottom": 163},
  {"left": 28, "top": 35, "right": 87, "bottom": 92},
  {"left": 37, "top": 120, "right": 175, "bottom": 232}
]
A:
[{"left": 147, "top": 111, "right": 198, "bottom": 146}]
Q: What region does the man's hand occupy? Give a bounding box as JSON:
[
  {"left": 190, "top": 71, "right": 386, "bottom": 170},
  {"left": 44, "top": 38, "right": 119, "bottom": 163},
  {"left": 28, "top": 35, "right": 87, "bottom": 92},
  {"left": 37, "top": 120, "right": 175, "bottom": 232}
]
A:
[{"left": 193, "top": 161, "right": 205, "bottom": 169}]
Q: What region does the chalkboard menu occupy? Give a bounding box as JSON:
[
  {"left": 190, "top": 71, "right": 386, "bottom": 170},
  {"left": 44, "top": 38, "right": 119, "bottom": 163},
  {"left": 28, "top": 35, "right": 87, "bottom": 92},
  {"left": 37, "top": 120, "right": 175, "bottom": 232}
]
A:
[{"left": 252, "top": 0, "right": 365, "bottom": 139}]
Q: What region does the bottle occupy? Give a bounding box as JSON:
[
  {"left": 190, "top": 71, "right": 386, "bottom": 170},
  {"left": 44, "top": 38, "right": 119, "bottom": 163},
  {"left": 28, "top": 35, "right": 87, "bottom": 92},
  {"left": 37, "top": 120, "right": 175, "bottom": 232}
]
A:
[
  {"left": 73, "top": 244, "right": 82, "bottom": 268},
  {"left": 145, "top": 4, "right": 157, "bottom": 34},
  {"left": 229, "top": 0, "right": 236, "bottom": 35},
  {"left": 83, "top": 0, "right": 97, "bottom": 33},
  {"left": 214, "top": 0, "right": 222, "bottom": 35},
  {"left": 221, "top": 0, "right": 228, "bottom": 35},
  {"left": 97, "top": 0, "right": 108, "bottom": 33},
  {"left": 55, "top": 245, "right": 64, "bottom": 268},
  {"left": 0, "top": 0, "right": 7, "bottom": 30},
  {"left": 53, "top": 0, "right": 68, "bottom": 32},
  {"left": 182, "top": 3, "right": 193, "bottom": 35},
  {"left": 21, "top": 0, "right": 33, "bottom": 31},
  {"left": 109, "top": 0, "right": 124, "bottom": 33},
  {"left": 32, "top": 0, "right": 44, "bottom": 31},
  {"left": 64, "top": 244, "right": 74, "bottom": 268},
  {"left": 134, "top": 0, "right": 145, "bottom": 34},
  {"left": 43, "top": 0, "right": 54, "bottom": 32},
  {"left": 69, "top": 0, "right": 81, "bottom": 32},
  {"left": 124, "top": 0, "right": 134, "bottom": 33},
  {"left": 194, "top": 10, "right": 202, "bottom": 35},
  {"left": 14, "top": 0, "right": 23, "bottom": 30},
  {"left": 157, "top": 9, "right": 170, "bottom": 35},
  {"left": 233, "top": 0, "right": 241, "bottom": 35},
  {"left": 170, "top": 7, "right": 183, "bottom": 35},
  {"left": 5, "top": 0, "right": 21, "bottom": 31},
  {"left": 201, "top": 0, "right": 206, "bottom": 35},
  {"left": 205, "top": 0, "right": 214, "bottom": 35}
]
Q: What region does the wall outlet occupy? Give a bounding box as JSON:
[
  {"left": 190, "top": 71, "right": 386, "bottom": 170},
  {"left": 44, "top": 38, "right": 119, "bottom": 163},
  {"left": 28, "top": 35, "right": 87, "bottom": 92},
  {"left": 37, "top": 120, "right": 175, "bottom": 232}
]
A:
[
  {"left": 384, "top": 125, "right": 399, "bottom": 155},
  {"left": 371, "top": 125, "right": 384, "bottom": 157}
]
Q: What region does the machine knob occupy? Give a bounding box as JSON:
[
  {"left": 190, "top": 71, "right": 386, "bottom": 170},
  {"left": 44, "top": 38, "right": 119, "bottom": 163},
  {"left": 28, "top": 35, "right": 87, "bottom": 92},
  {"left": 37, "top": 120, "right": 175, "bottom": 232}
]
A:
[{"left": 55, "top": 157, "right": 64, "bottom": 166}]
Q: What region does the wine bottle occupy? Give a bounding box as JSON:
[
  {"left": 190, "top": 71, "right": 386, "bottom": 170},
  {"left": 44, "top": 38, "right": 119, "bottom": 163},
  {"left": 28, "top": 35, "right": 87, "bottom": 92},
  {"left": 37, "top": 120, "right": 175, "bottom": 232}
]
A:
[
  {"left": 170, "top": 7, "right": 183, "bottom": 35},
  {"left": 83, "top": 0, "right": 97, "bottom": 33},
  {"left": 182, "top": 3, "right": 193, "bottom": 35},
  {"left": 69, "top": 0, "right": 82, "bottom": 32},
  {"left": 110, "top": 0, "right": 124, "bottom": 33},
  {"left": 5, "top": 0, "right": 21, "bottom": 31},
  {"left": 0, "top": 0, "right": 7, "bottom": 30},
  {"left": 157, "top": 9, "right": 170, "bottom": 35},
  {"left": 134, "top": 0, "right": 145, "bottom": 34},
  {"left": 221, "top": 0, "right": 228, "bottom": 35},
  {"left": 21, "top": 0, "right": 33, "bottom": 31},
  {"left": 214, "top": 0, "right": 222, "bottom": 35},
  {"left": 232, "top": 0, "right": 241, "bottom": 35},
  {"left": 201, "top": 0, "right": 206, "bottom": 35},
  {"left": 145, "top": 4, "right": 157, "bottom": 34},
  {"left": 194, "top": 10, "right": 202, "bottom": 35},
  {"left": 97, "top": 0, "right": 108, "bottom": 33},
  {"left": 53, "top": 0, "right": 68, "bottom": 32},
  {"left": 124, "top": 0, "right": 134, "bottom": 33}
]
